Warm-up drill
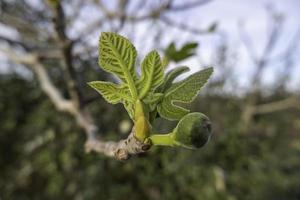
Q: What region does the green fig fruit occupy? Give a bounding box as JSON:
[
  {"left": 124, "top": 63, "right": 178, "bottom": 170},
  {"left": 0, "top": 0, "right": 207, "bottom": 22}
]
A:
[{"left": 149, "top": 112, "right": 211, "bottom": 149}]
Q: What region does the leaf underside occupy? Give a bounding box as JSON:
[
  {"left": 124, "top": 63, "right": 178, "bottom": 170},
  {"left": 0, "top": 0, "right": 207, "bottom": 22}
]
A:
[
  {"left": 88, "top": 81, "right": 131, "bottom": 104},
  {"left": 157, "top": 67, "right": 213, "bottom": 121},
  {"left": 137, "top": 50, "right": 164, "bottom": 99},
  {"left": 99, "top": 32, "right": 138, "bottom": 99},
  {"left": 91, "top": 32, "right": 166, "bottom": 119}
]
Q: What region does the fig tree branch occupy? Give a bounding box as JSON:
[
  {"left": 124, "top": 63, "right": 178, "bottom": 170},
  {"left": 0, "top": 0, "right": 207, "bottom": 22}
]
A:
[{"left": 0, "top": 47, "right": 148, "bottom": 160}]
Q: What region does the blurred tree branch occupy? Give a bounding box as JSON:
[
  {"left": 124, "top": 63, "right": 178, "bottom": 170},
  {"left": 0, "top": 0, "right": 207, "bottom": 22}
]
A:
[
  {"left": 0, "top": 46, "right": 150, "bottom": 159},
  {"left": 0, "top": 47, "right": 74, "bottom": 113},
  {"left": 0, "top": 0, "right": 214, "bottom": 159},
  {"left": 239, "top": 7, "right": 300, "bottom": 129},
  {"left": 160, "top": 15, "right": 217, "bottom": 35},
  {"left": 252, "top": 96, "right": 300, "bottom": 114}
]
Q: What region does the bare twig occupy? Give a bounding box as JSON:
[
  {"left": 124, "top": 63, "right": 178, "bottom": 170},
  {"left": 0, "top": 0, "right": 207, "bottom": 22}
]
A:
[
  {"left": 239, "top": 9, "right": 297, "bottom": 129},
  {"left": 252, "top": 96, "right": 300, "bottom": 114},
  {"left": 48, "top": 1, "right": 85, "bottom": 109},
  {"left": 74, "top": 18, "right": 105, "bottom": 43},
  {"left": 95, "top": 0, "right": 212, "bottom": 23},
  {"left": 0, "top": 47, "right": 75, "bottom": 113},
  {"left": 0, "top": 35, "right": 30, "bottom": 50},
  {"left": 168, "top": 0, "right": 212, "bottom": 11},
  {"left": 160, "top": 15, "right": 213, "bottom": 35},
  {"left": 85, "top": 130, "right": 151, "bottom": 160}
]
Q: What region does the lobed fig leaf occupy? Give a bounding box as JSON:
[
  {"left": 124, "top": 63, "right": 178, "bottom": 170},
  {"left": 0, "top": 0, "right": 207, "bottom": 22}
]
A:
[
  {"left": 88, "top": 81, "right": 132, "bottom": 104},
  {"left": 99, "top": 32, "right": 139, "bottom": 99},
  {"left": 157, "top": 67, "right": 213, "bottom": 121},
  {"left": 165, "top": 42, "right": 198, "bottom": 63}
]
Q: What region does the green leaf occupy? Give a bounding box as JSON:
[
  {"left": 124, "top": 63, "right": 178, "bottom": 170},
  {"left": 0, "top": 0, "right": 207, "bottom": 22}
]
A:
[
  {"left": 99, "top": 32, "right": 138, "bottom": 99},
  {"left": 137, "top": 50, "right": 164, "bottom": 99},
  {"left": 143, "top": 93, "right": 163, "bottom": 111},
  {"left": 165, "top": 42, "right": 198, "bottom": 63},
  {"left": 157, "top": 67, "right": 213, "bottom": 121},
  {"left": 144, "top": 93, "right": 163, "bottom": 104},
  {"left": 88, "top": 81, "right": 132, "bottom": 104},
  {"left": 157, "top": 66, "right": 190, "bottom": 92},
  {"left": 124, "top": 100, "right": 135, "bottom": 119},
  {"left": 207, "top": 22, "right": 218, "bottom": 32}
]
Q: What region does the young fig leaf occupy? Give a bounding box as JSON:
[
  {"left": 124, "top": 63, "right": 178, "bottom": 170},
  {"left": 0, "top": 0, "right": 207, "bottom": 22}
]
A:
[
  {"left": 157, "top": 67, "right": 213, "bottom": 121},
  {"left": 137, "top": 50, "right": 164, "bottom": 99},
  {"left": 99, "top": 32, "right": 138, "bottom": 99},
  {"left": 88, "top": 81, "right": 132, "bottom": 104},
  {"left": 165, "top": 42, "right": 198, "bottom": 63},
  {"left": 157, "top": 66, "right": 190, "bottom": 93},
  {"left": 149, "top": 112, "right": 211, "bottom": 149}
]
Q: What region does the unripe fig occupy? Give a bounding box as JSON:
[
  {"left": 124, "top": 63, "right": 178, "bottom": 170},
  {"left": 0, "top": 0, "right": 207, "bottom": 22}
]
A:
[
  {"left": 149, "top": 112, "right": 212, "bottom": 149},
  {"left": 173, "top": 112, "right": 211, "bottom": 149}
]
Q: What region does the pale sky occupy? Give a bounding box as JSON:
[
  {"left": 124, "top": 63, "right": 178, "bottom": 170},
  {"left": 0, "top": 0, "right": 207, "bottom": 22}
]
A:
[
  {"left": 1, "top": 0, "right": 299, "bottom": 93},
  {"left": 154, "top": 0, "right": 300, "bottom": 92}
]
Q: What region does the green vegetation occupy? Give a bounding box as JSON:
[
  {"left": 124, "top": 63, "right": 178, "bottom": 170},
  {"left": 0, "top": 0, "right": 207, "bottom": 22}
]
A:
[
  {"left": 1, "top": 73, "right": 299, "bottom": 200},
  {"left": 1, "top": 1, "right": 299, "bottom": 199}
]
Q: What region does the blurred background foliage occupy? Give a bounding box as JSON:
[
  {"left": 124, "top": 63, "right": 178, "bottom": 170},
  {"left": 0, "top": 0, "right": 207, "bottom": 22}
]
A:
[{"left": 0, "top": 0, "right": 300, "bottom": 200}]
